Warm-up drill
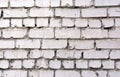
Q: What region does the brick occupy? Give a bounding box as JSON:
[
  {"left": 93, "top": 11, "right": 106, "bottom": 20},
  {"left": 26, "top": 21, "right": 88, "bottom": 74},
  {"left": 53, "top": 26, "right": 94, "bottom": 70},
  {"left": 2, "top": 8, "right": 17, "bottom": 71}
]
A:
[
  {"left": 89, "top": 60, "right": 101, "bottom": 68},
  {"left": 4, "top": 9, "right": 28, "bottom": 18},
  {"left": 23, "top": 18, "right": 35, "bottom": 27},
  {"left": 102, "top": 60, "right": 114, "bottom": 69},
  {"left": 4, "top": 50, "right": 28, "bottom": 59},
  {"left": 88, "top": 19, "right": 101, "bottom": 28},
  {"left": 49, "top": 60, "right": 61, "bottom": 69},
  {"left": 29, "top": 8, "right": 53, "bottom": 17},
  {"left": 82, "top": 8, "right": 107, "bottom": 17},
  {"left": 35, "top": 0, "right": 50, "bottom": 7},
  {"left": 76, "top": 60, "right": 88, "bottom": 69},
  {"left": 82, "top": 28, "right": 108, "bottom": 39},
  {"left": 29, "top": 28, "right": 54, "bottom": 38},
  {"left": 36, "top": 18, "right": 49, "bottom": 27},
  {"left": 110, "top": 50, "right": 120, "bottom": 59},
  {"left": 42, "top": 39, "right": 67, "bottom": 49},
  {"left": 2, "top": 28, "right": 27, "bottom": 38},
  {"left": 55, "top": 28, "right": 80, "bottom": 38},
  {"left": 0, "top": 60, "right": 9, "bottom": 69},
  {"left": 95, "top": 0, "right": 120, "bottom": 6},
  {"left": 50, "top": 18, "right": 61, "bottom": 27},
  {"left": 16, "top": 39, "right": 41, "bottom": 48},
  {"left": 23, "top": 60, "right": 35, "bottom": 68},
  {"left": 115, "top": 18, "right": 120, "bottom": 27},
  {"left": 0, "top": 51, "right": 3, "bottom": 58},
  {"left": 50, "top": 0, "right": 60, "bottom": 7},
  {"left": 75, "top": 19, "right": 88, "bottom": 27},
  {"left": 0, "top": 19, "right": 10, "bottom": 28},
  {"left": 36, "top": 59, "right": 48, "bottom": 68},
  {"left": 109, "top": 28, "right": 120, "bottom": 38},
  {"left": 55, "top": 70, "right": 80, "bottom": 77},
  {"left": 61, "top": 0, "right": 73, "bottom": 7},
  {"left": 83, "top": 50, "right": 109, "bottom": 59},
  {"left": 10, "top": 60, "right": 22, "bottom": 69},
  {"left": 62, "top": 19, "right": 74, "bottom": 27},
  {"left": 108, "top": 71, "right": 120, "bottom": 77},
  {"left": 75, "top": 0, "right": 93, "bottom": 7},
  {"left": 55, "top": 8, "right": 80, "bottom": 18},
  {"left": 102, "top": 19, "right": 114, "bottom": 28},
  {"left": 116, "top": 61, "right": 120, "bottom": 69},
  {"left": 108, "top": 8, "right": 120, "bottom": 17},
  {"left": 96, "top": 39, "right": 120, "bottom": 49},
  {"left": 29, "top": 70, "right": 54, "bottom": 77},
  {"left": 0, "top": 0, "right": 9, "bottom": 7},
  {"left": 62, "top": 60, "right": 74, "bottom": 69},
  {"left": 11, "top": 19, "right": 22, "bottom": 27},
  {"left": 3, "top": 70, "right": 27, "bottom": 77},
  {"left": 69, "top": 40, "right": 94, "bottom": 49}
]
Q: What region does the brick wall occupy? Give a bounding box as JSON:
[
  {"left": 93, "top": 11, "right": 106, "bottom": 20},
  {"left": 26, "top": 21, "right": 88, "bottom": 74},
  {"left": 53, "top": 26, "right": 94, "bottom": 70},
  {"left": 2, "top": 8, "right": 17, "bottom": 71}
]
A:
[{"left": 0, "top": 0, "right": 120, "bottom": 77}]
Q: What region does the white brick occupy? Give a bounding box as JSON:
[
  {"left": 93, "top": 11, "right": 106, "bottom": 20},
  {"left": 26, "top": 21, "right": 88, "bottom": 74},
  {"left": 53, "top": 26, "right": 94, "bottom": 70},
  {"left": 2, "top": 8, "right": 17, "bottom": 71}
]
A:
[
  {"left": 88, "top": 19, "right": 101, "bottom": 28},
  {"left": 29, "top": 70, "right": 54, "bottom": 77},
  {"left": 29, "top": 8, "right": 53, "bottom": 17},
  {"left": 102, "top": 60, "right": 114, "bottom": 69},
  {"left": 62, "top": 19, "right": 74, "bottom": 27},
  {"left": 4, "top": 9, "right": 28, "bottom": 18},
  {"left": 50, "top": 0, "right": 60, "bottom": 7},
  {"left": 50, "top": 18, "right": 61, "bottom": 27},
  {"left": 29, "top": 28, "right": 54, "bottom": 38},
  {"left": 42, "top": 39, "right": 67, "bottom": 49},
  {"left": 55, "top": 8, "right": 80, "bottom": 18},
  {"left": 76, "top": 60, "right": 88, "bottom": 69},
  {"left": 36, "top": 59, "right": 48, "bottom": 68},
  {"left": 75, "top": 19, "right": 88, "bottom": 27},
  {"left": 109, "top": 28, "right": 120, "bottom": 38},
  {"left": 0, "top": 40, "right": 14, "bottom": 49},
  {"left": 23, "top": 18, "right": 35, "bottom": 27},
  {"left": 84, "top": 50, "right": 109, "bottom": 59},
  {"left": 62, "top": 60, "right": 74, "bottom": 69},
  {"left": 3, "top": 70, "right": 27, "bottom": 77},
  {"left": 89, "top": 60, "right": 101, "bottom": 68},
  {"left": 108, "top": 8, "right": 120, "bottom": 17},
  {"left": 0, "top": 0, "right": 9, "bottom": 7},
  {"left": 95, "top": 0, "right": 120, "bottom": 6},
  {"left": 61, "top": 0, "right": 73, "bottom": 7},
  {"left": 36, "top": 18, "right": 48, "bottom": 27},
  {"left": 110, "top": 50, "right": 120, "bottom": 59},
  {"left": 2, "top": 28, "right": 27, "bottom": 38},
  {"left": 10, "top": 60, "right": 22, "bottom": 69},
  {"left": 115, "top": 18, "right": 120, "bottom": 27},
  {"left": 35, "top": 0, "right": 50, "bottom": 7},
  {"left": 82, "top": 28, "right": 108, "bottom": 38},
  {"left": 108, "top": 71, "right": 120, "bottom": 77},
  {"left": 0, "top": 19, "right": 9, "bottom": 28},
  {"left": 55, "top": 28, "right": 80, "bottom": 38},
  {"left": 75, "top": 0, "right": 93, "bottom": 7},
  {"left": 49, "top": 60, "right": 61, "bottom": 69},
  {"left": 4, "top": 50, "right": 28, "bottom": 59},
  {"left": 102, "top": 19, "right": 114, "bottom": 28},
  {"left": 0, "top": 71, "right": 2, "bottom": 77},
  {"left": 43, "top": 50, "right": 55, "bottom": 59},
  {"left": 0, "top": 60, "right": 9, "bottom": 69},
  {"left": 23, "top": 60, "right": 35, "bottom": 68},
  {"left": 11, "top": 19, "right": 22, "bottom": 27},
  {"left": 96, "top": 39, "right": 120, "bottom": 49},
  {"left": 116, "top": 61, "right": 120, "bottom": 69},
  {"left": 55, "top": 70, "right": 80, "bottom": 77},
  {"left": 69, "top": 40, "right": 94, "bottom": 49},
  {"left": 16, "top": 39, "right": 41, "bottom": 48},
  {"left": 0, "top": 51, "right": 3, "bottom": 58},
  {"left": 82, "top": 8, "right": 107, "bottom": 17}
]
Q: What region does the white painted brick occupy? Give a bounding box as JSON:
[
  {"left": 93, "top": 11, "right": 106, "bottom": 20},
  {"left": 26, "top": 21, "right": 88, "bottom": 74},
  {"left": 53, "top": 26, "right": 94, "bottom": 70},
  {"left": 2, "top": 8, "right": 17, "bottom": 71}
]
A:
[
  {"left": 50, "top": 18, "right": 61, "bottom": 27},
  {"left": 36, "top": 18, "right": 49, "bottom": 27},
  {"left": 75, "top": 19, "right": 88, "bottom": 27},
  {"left": 0, "top": 51, "right": 3, "bottom": 58},
  {"left": 3, "top": 70, "right": 27, "bottom": 77},
  {"left": 35, "top": 0, "right": 50, "bottom": 7},
  {"left": 4, "top": 50, "right": 28, "bottom": 59},
  {"left": 0, "top": 71, "right": 2, "bottom": 77},
  {"left": 55, "top": 28, "right": 80, "bottom": 38},
  {"left": 69, "top": 40, "right": 94, "bottom": 49},
  {"left": 16, "top": 39, "right": 41, "bottom": 48},
  {"left": 29, "top": 28, "right": 54, "bottom": 38},
  {"left": 108, "top": 71, "right": 120, "bottom": 77},
  {"left": 84, "top": 50, "right": 109, "bottom": 59},
  {"left": 61, "top": 0, "right": 73, "bottom": 7},
  {"left": 29, "top": 8, "right": 53, "bottom": 17},
  {"left": 36, "top": 59, "right": 48, "bottom": 68},
  {"left": 110, "top": 50, "right": 120, "bottom": 59},
  {"left": 50, "top": 0, "right": 60, "bottom": 7},
  {"left": 11, "top": 19, "right": 22, "bottom": 27},
  {"left": 102, "top": 60, "right": 114, "bottom": 69},
  {"left": 0, "top": 60, "right": 9, "bottom": 69},
  {"left": 82, "top": 28, "right": 108, "bottom": 38},
  {"left": 75, "top": 0, "right": 93, "bottom": 7},
  {"left": 43, "top": 50, "right": 55, "bottom": 59},
  {"left": 0, "top": 40, "right": 15, "bottom": 49},
  {"left": 4, "top": 9, "right": 28, "bottom": 18},
  {"left": 95, "top": 0, "right": 120, "bottom": 6},
  {"left": 115, "top": 18, "right": 120, "bottom": 27},
  {"left": 23, "top": 60, "right": 35, "bottom": 68},
  {"left": 42, "top": 39, "right": 67, "bottom": 49},
  {"left": 55, "top": 70, "right": 80, "bottom": 77},
  {"left": 82, "top": 8, "right": 107, "bottom": 17},
  {"left": 116, "top": 61, "right": 120, "bottom": 69},
  {"left": 0, "top": 19, "right": 10, "bottom": 28},
  {"left": 23, "top": 18, "right": 35, "bottom": 27},
  {"left": 88, "top": 19, "right": 101, "bottom": 28},
  {"left": 62, "top": 60, "right": 74, "bottom": 69},
  {"left": 109, "top": 28, "right": 120, "bottom": 38},
  {"left": 49, "top": 60, "right": 61, "bottom": 69},
  {"left": 89, "top": 60, "right": 101, "bottom": 68},
  {"left": 29, "top": 50, "right": 42, "bottom": 58},
  {"left": 76, "top": 60, "right": 88, "bottom": 69},
  {"left": 96, "top": 39, "right": 120, "bottom": 49},
  {"left": 55, "top": 8, "right": 80, "bottom": 18},
  {"left": 29, "top": 70, "right": 54, "bottom": 77},
  {"left": 62, "top": 19, "right": 74, "bottom": 27},
  {"left": 102, "top": 19, "right": 114, "bottom": 28},
  {"left": 2, "top": 28, "right": 27, "bottom": 38},
  {"left": 0, "top": 0, "right": 9, "bottom": 7},
  {"left": 108, "top": 8, "right": 120, "bottom": 17},
  {"left": 10, "top": 60, "right": 22, "bottom": 69}
]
